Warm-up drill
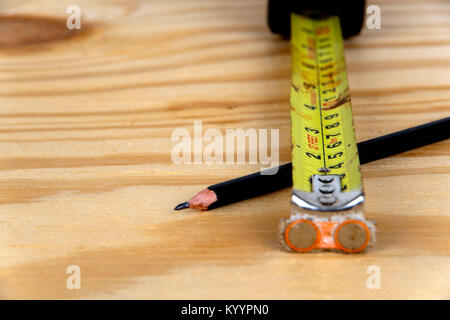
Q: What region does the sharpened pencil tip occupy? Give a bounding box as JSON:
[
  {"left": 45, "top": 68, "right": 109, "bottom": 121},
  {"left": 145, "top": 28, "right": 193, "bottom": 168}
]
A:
[{"left": 174, "top": 201, "right": 190, "bottom": 210}]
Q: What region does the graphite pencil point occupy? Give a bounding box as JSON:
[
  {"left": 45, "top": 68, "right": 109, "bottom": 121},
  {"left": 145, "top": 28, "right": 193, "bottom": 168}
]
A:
[{"left": 174, "top": 202, "right": 190, "bottom": 210}]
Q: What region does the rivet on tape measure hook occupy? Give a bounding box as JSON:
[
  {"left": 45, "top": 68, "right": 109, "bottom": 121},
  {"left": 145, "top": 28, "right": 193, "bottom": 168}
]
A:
[{"left": 279, "top": 13, "right": 376, "bottom": 253}]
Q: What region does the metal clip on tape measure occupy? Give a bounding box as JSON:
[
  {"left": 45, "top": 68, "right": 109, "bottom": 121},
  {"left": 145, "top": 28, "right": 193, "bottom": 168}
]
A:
[{"left": 269, "top": 0, "right": 376, "bottom": 253}]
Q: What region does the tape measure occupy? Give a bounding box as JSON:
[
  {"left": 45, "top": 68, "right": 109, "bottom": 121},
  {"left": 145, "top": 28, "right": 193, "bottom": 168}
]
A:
[{"left": 280, "top": 13, "right": 376, "bottom": 253}]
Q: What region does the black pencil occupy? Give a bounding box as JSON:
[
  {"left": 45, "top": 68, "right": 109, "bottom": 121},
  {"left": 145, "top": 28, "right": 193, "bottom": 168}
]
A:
[{"left": 174, "top": 117, "right": 450, "bottom": 211}]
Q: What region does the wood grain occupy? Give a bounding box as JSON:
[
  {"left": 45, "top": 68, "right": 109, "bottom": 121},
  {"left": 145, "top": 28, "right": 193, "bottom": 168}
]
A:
[{"left": 0, "top": 0, "right": 449, "bottom": 299}]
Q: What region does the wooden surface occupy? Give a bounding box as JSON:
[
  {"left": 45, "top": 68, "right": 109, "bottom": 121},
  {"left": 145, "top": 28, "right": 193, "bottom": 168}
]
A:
[{"left": 0, "top": 0, "right": 449, "bottom": 299}]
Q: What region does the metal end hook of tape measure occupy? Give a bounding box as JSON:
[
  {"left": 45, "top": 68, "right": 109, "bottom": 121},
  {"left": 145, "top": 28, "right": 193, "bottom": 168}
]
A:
[{"left": 292, "top": 175, "right": 364, "bottom": 212}]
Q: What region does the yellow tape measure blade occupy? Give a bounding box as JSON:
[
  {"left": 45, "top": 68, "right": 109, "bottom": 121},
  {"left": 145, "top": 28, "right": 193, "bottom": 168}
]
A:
[{"left": 290, "top": 13, "right": 362, "bottom": 194}]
